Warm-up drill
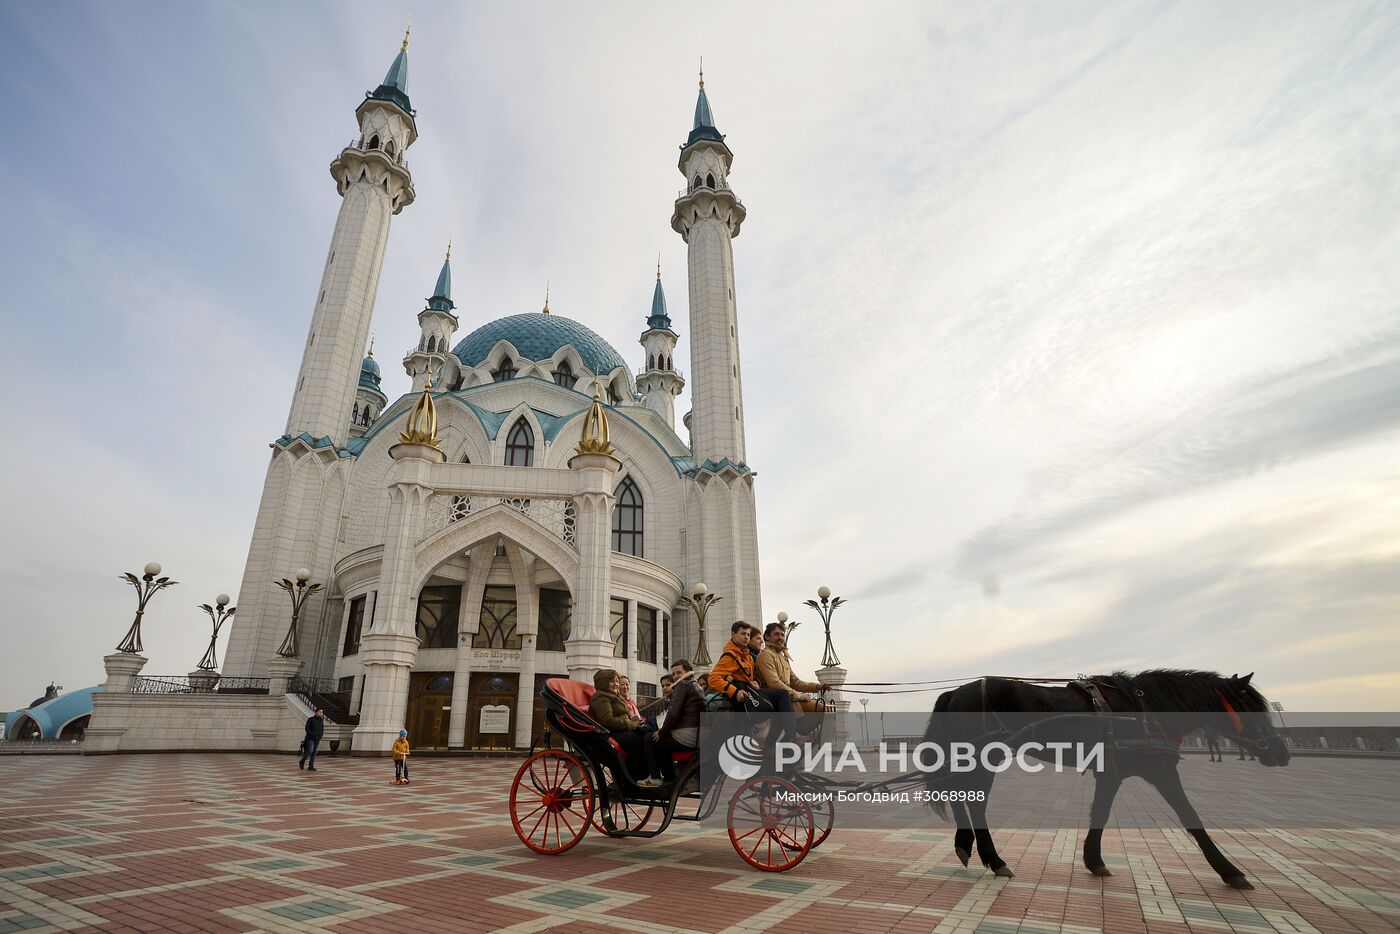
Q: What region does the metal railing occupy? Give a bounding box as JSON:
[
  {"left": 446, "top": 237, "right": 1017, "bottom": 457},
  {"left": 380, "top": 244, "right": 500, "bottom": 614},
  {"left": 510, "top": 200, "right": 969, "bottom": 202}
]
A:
[
  {"left": 131, "top": 676, "right": 271, "bottom": 695},
  {"left": 636, "top": 366, "right": 686, "bottom": 381},
  {"left": 345, "top": 138, "right": 408, "bottom": 167},
  {"left": 289, "top": 678, "right": 357, "bottom": 725}
]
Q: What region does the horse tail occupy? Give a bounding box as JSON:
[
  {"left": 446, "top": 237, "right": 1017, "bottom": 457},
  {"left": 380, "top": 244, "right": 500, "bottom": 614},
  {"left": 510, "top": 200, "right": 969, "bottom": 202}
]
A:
[{"left": 925, "top": 689, "right": 957, "bottom": 820}]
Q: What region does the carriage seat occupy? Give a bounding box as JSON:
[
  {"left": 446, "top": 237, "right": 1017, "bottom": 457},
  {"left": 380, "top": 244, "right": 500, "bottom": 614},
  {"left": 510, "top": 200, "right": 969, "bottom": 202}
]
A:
[
  {"left": 546, "top": 677, "right": 595, "bottom": 716},
  {"left": 541, "top": 677, "right": 631, "bottom": 761},
  {"left": 671, "top": 750, "right": 697, "bottom": 763}
]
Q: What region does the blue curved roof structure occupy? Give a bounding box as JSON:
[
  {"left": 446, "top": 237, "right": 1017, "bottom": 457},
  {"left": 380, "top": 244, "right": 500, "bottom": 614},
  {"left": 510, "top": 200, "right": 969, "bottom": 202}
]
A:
[
  {"left": 452, "top": 313, "right": 629, "bottom": 376},
  {"left": 6, "top": 686, "right": 100, "bottom": 739}
]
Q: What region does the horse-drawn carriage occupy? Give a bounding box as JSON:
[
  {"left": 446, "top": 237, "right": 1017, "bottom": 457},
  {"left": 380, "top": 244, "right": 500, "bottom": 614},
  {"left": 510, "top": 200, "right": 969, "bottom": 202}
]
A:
[
  {"left": 508, "top": 670, "right": 1290, "bottom": 889},
  {"left": 508, "top": 677, "right": 835, "bottom": 871}
]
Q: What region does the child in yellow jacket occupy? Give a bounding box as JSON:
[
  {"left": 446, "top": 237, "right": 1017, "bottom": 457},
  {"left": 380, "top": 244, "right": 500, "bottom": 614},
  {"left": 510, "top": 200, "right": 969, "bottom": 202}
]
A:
[{"left": 392, "top": 729, "right": 411, "bottom": 785}]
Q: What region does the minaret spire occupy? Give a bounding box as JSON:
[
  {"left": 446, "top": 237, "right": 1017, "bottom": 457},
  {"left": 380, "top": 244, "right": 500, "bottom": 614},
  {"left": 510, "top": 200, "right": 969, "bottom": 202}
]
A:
[
  {"left": 406, "top": 241, "right": 460, "bottom": 393},
  {"left": 282, "top": 33, "right": 417, "bottom": 445},
  {"left": 542, "top": 281, "right": 551, "bottom": 315},
  {"left": 671, "top": 66, "right": 747, "bottom": 462}
]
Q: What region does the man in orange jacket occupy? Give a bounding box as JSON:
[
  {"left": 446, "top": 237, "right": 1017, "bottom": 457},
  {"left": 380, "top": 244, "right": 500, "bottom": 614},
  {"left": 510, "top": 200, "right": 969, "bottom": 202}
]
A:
[{"left": 708, "top": 621, "right": 796, "bottom": 743}]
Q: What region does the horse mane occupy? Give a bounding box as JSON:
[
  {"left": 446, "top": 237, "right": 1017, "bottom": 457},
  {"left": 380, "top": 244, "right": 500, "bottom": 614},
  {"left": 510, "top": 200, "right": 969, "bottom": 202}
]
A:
[{"left": 1091, "top": 668, "right": 1269, "bottom": 712}]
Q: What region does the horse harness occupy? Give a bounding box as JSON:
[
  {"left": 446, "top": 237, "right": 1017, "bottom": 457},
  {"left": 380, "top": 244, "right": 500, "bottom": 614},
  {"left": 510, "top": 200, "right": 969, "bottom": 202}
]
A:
[{"left": 1072, "top": 678, "right": 1183, "bottom": 759}]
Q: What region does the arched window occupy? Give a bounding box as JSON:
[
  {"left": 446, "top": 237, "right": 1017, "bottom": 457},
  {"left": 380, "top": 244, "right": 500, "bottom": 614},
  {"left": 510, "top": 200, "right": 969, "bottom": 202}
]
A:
[
  {"left": 553, "top": 361, "right": 574, "bottom": 387},
  {"left": 706, "top": 173, "right": 715, "bottom": 188},
  {"left": 505, "top": 418, "right": 534, "bottom": 466},
  {"left": 473, "top": 586, "right": 521, "bottom": 649},
  {"left": 493, "top": 356, "right": 517, "bottom": 381},
  {"left": 607, "top": 386, "right": 620, "bottom": 406},
  {"left": 364, "top": 408, "right": 373, "bottom": 425},
  {"left": 352, "top": 403, "right": 359, "bottom": 424},
  {"left": 693, "top": 174, "right": 702, "bottom": 190},
  {"left": 368, "top": 134, "right": 380, "bottom": 150},
  {"left": 612, "top": 476, "right": 643, "bottom": 556},
  {"left": 385, "top": 139, "right": 397, "bottom": 157},
  {"left": 414, "top": 585, "right": 461, "bottom": 649},
  {"left": 648, "top": 354, "right": 655, "bottom": 370}
]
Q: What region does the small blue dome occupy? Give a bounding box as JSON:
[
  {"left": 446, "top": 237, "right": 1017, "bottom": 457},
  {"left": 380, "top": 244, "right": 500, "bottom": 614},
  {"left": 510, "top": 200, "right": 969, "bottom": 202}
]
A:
[
  {"left": 359, "top": 354, "right": 382, "bottom": 390},
  {"left": 452, "top": 313, "right": 629, "bottom": 377}
]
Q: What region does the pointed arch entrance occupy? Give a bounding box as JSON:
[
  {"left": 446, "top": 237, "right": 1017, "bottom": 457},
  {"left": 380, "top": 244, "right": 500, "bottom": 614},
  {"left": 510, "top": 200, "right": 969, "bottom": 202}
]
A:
[{"left": 411, "top": 502, "right": 580, "bottom": 750}]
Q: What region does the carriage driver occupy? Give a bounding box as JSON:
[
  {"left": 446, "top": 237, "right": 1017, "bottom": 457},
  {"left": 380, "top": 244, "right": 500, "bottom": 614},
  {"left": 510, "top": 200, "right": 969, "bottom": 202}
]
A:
[{"left": 758, "top": 622, "right": 829, "bottom": 738}]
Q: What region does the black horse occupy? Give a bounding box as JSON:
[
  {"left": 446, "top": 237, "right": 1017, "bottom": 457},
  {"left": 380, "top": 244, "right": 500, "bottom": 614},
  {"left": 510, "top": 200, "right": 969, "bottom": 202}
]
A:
[{"left": 922, "top": 670, "right": 1289, "bottom": 889}]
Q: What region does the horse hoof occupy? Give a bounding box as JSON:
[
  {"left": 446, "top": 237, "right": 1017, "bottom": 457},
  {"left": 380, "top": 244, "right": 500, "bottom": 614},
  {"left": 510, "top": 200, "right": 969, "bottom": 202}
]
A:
[
  {"left": 1087, "top": 864, "right": 1113, "bottom": 877},
  {"left": 1225, "top": 876, "right": 1254, "bottom": 890},
  {"left": 954, "top": 847, "right": 971, "bottom": 868},
  {"left": 993, "top": 865, "right": 1016, "bottom": 879}
]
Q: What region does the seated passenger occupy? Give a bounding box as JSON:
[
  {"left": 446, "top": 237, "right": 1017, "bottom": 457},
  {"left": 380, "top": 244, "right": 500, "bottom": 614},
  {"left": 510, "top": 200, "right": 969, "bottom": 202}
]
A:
[
  {"left": 708, "top": 622, "right": 796, "bottom": 743},
  {"left": 757, "top": 623, "right": 829, "bottom": 737},
  {"left": 651, "top": 661, "right": 703, "bottom": 781},
  {"left": 590, "top": 669, "right": 662, "bottom": 787}
]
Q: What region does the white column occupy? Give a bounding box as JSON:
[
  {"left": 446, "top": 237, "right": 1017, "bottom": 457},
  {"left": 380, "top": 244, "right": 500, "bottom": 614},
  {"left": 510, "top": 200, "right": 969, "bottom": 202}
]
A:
[
  {"left": 509, "top": 547, "right": 540, "bottom": 750},
  {"left": 565, "top": 455, "right": 621, "bottom": 683},
  {"left": 625, "top": 598, "right": 640, "bottom": 687},
  {"left": 448, "top": 560, "right": 489, "bottom": 747},
  {"left": 354, "top": 441, "right": 441, "bottom": 754}
]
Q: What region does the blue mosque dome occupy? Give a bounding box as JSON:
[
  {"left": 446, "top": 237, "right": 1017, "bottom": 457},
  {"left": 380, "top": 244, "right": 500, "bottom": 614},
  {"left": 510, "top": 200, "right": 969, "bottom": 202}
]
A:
[
  {"left": 359, "top": 353, "right": 382, "bottom": 390},
  {"left": 452, "top": 313, "right": 629, "bottom": 377}
]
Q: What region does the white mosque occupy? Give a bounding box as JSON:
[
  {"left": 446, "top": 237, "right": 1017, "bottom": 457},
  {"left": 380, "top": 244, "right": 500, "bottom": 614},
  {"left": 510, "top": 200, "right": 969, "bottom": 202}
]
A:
[{"left": 204, "top": 34, "right": 763, "bottom": 754}]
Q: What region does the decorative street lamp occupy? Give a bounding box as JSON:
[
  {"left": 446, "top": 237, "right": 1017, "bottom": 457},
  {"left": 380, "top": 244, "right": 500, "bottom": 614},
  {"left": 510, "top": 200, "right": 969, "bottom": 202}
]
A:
[
  {"left": 196, "top": 594, "right": 236, "bottom": 671},
  {"left": 860, "top": 697, "right": 870, "bottom": 746},
  {"left": 683, "top": 582, "right": 722, "bottom": 667},
  {"left": 275, "top": 569, "right": 323, "bottom": 658},
  {"left": 803, "top": 585, "right": 846, "bottom": 669},
  {"left": 115, "top": 562, "right": 178, "bottom": 654},
  {"left": 775, "top": 610, "right": 800, "bottom": 647}
]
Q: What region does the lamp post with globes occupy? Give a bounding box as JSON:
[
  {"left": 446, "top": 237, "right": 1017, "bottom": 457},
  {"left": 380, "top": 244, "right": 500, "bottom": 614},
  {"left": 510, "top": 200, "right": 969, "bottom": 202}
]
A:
[
  {"left": 115, "top": 562, "right": 178, "bottom": 654},
  {"left": 275, "top": 569, "right": 323, "bottom": 659},
  {"left": 775, "top": 610, "right": 800, "bottom": 648},
  {"left": 196, "top": 595, "right": 236, "bottom": 671},
  {"left": 803, "top": 585, "right": 846, "bottom": 669},
  {"left": 682, "top": 583, "right": 721, "bottom": 667}
]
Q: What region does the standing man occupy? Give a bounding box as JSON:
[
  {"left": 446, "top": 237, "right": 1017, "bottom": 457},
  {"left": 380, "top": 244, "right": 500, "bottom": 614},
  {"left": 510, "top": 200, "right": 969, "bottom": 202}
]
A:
[{"left": 299, "top": 708, "right": 326, "bottom": 771}]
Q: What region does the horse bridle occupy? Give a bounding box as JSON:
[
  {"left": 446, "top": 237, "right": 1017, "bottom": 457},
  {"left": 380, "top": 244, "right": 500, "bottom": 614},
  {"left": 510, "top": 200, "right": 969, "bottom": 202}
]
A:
[{"left": 1216, "top": 691, "right": 1271, "bottom": 751}]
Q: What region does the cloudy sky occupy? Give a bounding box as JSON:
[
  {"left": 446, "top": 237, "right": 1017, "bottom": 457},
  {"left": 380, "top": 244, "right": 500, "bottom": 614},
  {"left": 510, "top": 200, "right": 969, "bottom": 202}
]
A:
[{"left": 1, "top": 2, "right": 1396, "bottom": 712}]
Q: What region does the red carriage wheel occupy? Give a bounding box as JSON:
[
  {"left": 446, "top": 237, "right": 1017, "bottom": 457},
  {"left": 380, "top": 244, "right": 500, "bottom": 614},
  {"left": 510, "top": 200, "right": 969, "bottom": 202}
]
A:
[
  {"left": 510, "top": 749, "right": 594, "bottom": 855},
  {"left": 591, "top": 797, "right": 655, "bottom": 837},
  {"left": 727, "top": 776, "right": 814, "bottom": 871}
]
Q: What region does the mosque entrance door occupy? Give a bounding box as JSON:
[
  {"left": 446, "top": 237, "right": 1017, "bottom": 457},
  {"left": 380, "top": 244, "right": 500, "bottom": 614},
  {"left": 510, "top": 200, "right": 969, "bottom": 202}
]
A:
[
  {"left": 467, "top": 672, "right": 519, "bottom": 750},
  {"left": 406, "top": 672, "right": 453, "bottom": 750},
  {"left": 532, "top": 673, "right": 570, "bottom": 750}
]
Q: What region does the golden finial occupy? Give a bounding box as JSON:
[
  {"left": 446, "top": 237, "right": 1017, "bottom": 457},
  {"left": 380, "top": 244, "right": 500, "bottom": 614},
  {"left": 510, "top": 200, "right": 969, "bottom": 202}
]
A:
[
  {"left": 575, "top": 389, "right": 616, "bottom": 457},
  {"left": 542, "top": 281, "right": 551, "bottom": 315},
  {"left": 400, "top": 365, "right": 440, "bottom": 449},
  {"left": 699, "top": 57, "right": 704, "bottom": 91},
  {"left": 368, "top": 332, "right": 376, "bottom": 357},
  {"left": 402, "top": 16, "right": 412, "bottom": 52}
]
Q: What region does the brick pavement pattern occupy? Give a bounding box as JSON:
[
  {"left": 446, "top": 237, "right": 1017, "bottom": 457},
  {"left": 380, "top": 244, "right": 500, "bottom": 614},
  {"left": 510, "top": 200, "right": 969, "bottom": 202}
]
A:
[{"left": 0, "top": 755, "right": 1396, "bottom": 933}]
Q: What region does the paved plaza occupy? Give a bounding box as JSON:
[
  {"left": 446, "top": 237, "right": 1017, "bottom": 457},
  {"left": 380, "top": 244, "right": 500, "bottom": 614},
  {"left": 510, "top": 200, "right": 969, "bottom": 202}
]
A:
[{"left": 0, "top": 754, "right": 1396, "bottom": 933}]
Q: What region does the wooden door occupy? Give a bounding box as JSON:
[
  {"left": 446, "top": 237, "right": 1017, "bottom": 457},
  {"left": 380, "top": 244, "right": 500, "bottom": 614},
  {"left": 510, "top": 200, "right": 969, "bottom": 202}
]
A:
[
  {"left": 407, "top": 672, "right": 453, "bottom": 750},
  {"left": 466, "top": 672, "right": 519, "bottom": 750},
  {"left": 532, "top": 673, "right": 570, "bottom": 750}
]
